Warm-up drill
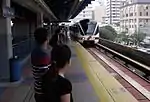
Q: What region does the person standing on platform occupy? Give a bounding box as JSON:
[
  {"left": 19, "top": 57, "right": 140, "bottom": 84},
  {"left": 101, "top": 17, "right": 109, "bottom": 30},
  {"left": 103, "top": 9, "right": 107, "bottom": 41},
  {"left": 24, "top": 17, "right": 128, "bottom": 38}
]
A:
[
  {"left": 42, "top": 45, "right": 73, "bottom": 102},
  {"left": 49, "top": 28, "right": 61, "bottom": 48},
  {"left": 31, "top": 27, "right": 51, "bottom": 102}
]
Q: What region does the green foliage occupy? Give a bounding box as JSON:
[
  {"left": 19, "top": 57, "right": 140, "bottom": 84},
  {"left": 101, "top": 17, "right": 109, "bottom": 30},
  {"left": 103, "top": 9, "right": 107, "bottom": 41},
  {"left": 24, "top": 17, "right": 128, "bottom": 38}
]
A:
[
  {"left": 104, "top": 26, "right": 117, "bottom": 35},
  {"left": 115, "top": 22, "right": 120, "bottom": 26},
  {"left": 116, "top": 31, "right": 146, "bottom": 46},
  {"left": 99, "top": 25, "right": 117, "bottom": 41},
  {"left": 117, "top": 32, "right": 127, "bottom": 39},
  {"left": 116, "top": 32, "right": 130, "bottom": 44},
  {"left": 131, "top": 32, "right": 146, "bottom": 43}
]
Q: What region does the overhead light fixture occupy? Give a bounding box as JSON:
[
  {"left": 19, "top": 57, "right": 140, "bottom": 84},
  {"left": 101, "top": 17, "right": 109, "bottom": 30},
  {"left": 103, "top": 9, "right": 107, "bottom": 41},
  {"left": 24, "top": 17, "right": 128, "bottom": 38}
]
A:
[
  {"left": 11, "top": 21, "right": 14, "bottom": 27},
  {"left": 43, "top": 23, "right": 48, "bottom": 26}
]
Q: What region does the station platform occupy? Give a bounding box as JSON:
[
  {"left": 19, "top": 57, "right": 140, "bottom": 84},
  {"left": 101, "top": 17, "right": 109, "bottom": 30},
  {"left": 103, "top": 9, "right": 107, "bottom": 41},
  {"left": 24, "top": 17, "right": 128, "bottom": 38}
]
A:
[{"left": 0, "top": 41, "right": 138, "bottom": 102}]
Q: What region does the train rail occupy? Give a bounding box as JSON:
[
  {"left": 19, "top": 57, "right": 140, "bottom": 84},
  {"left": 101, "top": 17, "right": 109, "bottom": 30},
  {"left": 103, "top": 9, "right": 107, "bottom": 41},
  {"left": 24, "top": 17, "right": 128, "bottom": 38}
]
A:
[
  {"left": 84, "top": 44, "right": 150, "bottom": 102},
  {"left": 96, "top": 43, "right": 150, "bottom": 80}
]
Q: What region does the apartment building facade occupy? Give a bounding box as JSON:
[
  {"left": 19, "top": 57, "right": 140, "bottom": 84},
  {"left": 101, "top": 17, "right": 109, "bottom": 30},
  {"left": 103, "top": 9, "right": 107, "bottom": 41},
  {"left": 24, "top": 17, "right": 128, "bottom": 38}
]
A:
[
  {"left": 106, "top": 0, "right": 123, "bottom": 24},
  {"left": 120, "top": 0, "right": 150, "bottom": 35},
  {"left": 94, "top": 5, "right": 106, "bottom": 23}
]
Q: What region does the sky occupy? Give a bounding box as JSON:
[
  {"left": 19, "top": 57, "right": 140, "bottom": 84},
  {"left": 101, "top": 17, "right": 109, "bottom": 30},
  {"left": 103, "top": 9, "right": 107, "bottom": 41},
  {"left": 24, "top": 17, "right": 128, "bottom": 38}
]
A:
[
  {"left": 89, "top": 0, "right": 105, "bottom": 7},
  {"left": 71, "top": 0, "right": 105, "bottom": 22}
]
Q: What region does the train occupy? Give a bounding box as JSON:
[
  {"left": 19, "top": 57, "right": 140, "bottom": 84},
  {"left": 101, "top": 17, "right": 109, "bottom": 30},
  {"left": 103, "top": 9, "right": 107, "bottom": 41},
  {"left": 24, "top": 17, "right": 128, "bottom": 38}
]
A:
[{"left": 70, "top": 19, "right": 100, "bottom": 44}]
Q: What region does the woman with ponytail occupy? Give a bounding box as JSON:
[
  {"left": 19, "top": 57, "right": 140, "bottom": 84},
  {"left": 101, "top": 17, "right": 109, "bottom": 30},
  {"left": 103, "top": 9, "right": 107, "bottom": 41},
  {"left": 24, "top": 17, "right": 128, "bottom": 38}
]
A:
[{"left": 41, "top": 44, "right": 73, "bottom": 102}]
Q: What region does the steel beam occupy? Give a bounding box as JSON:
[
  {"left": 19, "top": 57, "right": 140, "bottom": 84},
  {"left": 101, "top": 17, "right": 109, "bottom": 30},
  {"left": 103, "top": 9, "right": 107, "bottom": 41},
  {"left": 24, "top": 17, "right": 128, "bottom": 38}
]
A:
[
  {"left": 68, "top": 0, "right": 79, "bottom": 19},
  {"left": 12, "top": 0, "right": 58, "bottom": 20}
]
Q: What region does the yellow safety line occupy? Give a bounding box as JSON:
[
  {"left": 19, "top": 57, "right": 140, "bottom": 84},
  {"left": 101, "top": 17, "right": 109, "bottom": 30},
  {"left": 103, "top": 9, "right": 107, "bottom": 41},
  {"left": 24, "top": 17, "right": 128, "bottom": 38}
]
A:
[
  {"left": 74, "top": 42, "right": 114, "bottom": 102},
  {"left": 73, "top": 42, "right": 138, "bottom": 102}
]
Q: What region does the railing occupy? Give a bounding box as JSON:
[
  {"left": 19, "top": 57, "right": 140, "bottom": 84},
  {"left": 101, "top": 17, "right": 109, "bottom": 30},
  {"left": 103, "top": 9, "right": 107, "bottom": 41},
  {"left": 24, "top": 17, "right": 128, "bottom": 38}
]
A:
[{"left": 12, "top": 38, "right": 35, "bottom": 59}]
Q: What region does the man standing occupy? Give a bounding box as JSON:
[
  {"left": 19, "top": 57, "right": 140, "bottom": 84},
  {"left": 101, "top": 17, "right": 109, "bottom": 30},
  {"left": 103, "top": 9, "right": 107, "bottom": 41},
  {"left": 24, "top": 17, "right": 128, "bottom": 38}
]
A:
[
  {"left": 31, "top": 27, "right": 51, "bottom": 102},
  {"left": 49, "top": 28, "right": 61, "bottom": 48}
]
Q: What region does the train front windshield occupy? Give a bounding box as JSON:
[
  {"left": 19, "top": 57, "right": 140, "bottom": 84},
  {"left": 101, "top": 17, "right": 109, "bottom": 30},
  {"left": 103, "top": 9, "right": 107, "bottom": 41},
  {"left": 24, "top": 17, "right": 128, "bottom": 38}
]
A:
[{"left": 86, "top": 23, "right": 96, "bottom": 35}]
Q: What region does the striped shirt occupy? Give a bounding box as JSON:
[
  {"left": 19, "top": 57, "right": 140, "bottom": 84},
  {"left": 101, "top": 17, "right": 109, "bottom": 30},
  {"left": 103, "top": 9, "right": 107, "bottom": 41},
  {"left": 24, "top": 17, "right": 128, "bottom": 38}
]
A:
[{"left": 31, "top": 46, "right": 50, "bottom": 94}]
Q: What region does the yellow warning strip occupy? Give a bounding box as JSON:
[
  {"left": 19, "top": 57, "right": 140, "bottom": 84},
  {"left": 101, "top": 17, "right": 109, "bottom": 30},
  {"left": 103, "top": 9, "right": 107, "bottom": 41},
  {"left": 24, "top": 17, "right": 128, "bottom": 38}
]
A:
[{"left": 74, "top": 42, "right": 138, "bottom": 102}]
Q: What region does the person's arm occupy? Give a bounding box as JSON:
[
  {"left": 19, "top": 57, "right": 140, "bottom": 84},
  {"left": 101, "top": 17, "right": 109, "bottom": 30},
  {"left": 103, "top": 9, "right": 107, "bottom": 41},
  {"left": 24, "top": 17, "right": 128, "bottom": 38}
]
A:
[
  {"left": 60, "top": 79, "right": 72, "bottom": 102},
  {"left": 61, "top": 94, "right": 70, "bottom": 102}
]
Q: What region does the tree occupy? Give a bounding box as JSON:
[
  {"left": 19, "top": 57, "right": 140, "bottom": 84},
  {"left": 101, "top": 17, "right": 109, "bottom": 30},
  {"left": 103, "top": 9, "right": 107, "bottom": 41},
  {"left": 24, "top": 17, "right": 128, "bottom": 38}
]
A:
[
  {"left": 131, "top": 32, "right": 146, "bottom": 46},
  {"left": 115, "top": 32, "right": 127, "bottom": 44},
  {"left": 117, "top": 32, "right": 127, "bottom": 38},
  {"left": 114, "top": 22, "right": 120, "bottom": 27},
  {"left": 99, "top": 26, "right": 117, "bottom": 41},
  {"left": 104, "top": 25, "right": 117, "bottom": 35}
]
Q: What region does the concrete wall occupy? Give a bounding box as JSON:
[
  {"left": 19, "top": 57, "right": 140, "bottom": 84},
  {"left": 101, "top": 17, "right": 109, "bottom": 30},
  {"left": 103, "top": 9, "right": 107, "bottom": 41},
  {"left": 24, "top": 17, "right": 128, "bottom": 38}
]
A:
[
  {"left": 0, "top": 0, "right": 41, "bottom": 82},
  {"left": 12, "top": 20, "right": 30, "bottom": 43}
]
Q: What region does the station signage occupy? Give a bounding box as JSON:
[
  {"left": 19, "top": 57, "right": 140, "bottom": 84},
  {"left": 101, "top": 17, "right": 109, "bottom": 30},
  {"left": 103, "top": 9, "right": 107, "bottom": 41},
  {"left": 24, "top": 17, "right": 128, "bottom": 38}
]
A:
[{"left": 2, "top": 6, "right": 15, "bottom": 18}]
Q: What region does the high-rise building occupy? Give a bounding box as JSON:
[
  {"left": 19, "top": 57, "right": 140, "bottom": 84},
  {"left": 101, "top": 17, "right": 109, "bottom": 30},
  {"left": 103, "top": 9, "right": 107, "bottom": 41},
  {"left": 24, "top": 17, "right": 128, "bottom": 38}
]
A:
[
  {"left": 72, "top": 5, "right": 94, "bottom": 22},
  {"left": 94, "top": 5, "right": 106, "bottom": 24},
  {"left": 120, "top": 0, "right": 150, "bottom": 34},
  {"left": 106, "top": 0, "right": 123, "bottom": 24}
]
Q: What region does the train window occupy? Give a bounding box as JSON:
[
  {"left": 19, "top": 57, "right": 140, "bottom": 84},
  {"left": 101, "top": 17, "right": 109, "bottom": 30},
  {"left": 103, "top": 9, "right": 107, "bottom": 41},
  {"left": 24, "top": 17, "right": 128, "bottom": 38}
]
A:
[
  {"left": 86, "top": 23, "right": 96, "bottom": 35},
  {"left": 78, "top": 26, "right": 84, "bottom": 35},
  {"left": 94, "top": 26, "right": 99, "bottom": 35}
]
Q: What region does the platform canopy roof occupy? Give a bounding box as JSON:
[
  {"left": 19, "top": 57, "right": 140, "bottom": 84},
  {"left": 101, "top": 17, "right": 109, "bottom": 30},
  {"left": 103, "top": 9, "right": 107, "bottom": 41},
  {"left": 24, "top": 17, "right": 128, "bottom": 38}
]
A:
[
  {"left": 44, "top": 0, "right": 94, "bottom": 21},
  {"left": 12, "top": 0, "right": 93, "bottom": 22}
]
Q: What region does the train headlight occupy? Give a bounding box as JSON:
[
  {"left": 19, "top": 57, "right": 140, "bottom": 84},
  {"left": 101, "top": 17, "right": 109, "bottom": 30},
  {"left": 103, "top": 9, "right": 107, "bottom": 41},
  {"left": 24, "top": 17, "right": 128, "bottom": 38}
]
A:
[{"left": 82, "top": 37, "right": 85, "bottom": 40}]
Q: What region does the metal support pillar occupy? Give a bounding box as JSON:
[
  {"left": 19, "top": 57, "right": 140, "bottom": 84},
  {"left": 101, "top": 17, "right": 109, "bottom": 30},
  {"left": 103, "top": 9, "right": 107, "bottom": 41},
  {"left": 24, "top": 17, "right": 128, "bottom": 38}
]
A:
[
  {"left": 0, "top": 0, "right": 13, "bottom": 82},
  {"left": 37, "top": 13, "right": 43, "bottom": 27}
]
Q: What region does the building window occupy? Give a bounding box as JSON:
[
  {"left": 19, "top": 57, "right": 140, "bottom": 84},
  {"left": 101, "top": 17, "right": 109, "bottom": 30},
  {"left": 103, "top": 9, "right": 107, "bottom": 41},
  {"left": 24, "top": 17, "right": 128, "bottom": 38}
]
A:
[
  {"left": 146, "top": 19, "right": 148, "bottom": 22},
  {"left": 132, "top": 25, "right": 134, "bottom": 28},
  {"left": 146, "top": 6, "right": 148, "bottom": 9},
  {"left": 146, "top": 12, "right": 148, "bottom": 16},
  {"left": 113, "top": 13, "right": 116, "bottom": 15},
  {"left": 130, "top": 13, "right": 133, "bottom": 16},
  {"left": 126, "top": 14, "right": 128, "bottom": 17},
  {"left": 139, "top": 19, "right": 142, "bottom": 22},
  {"left": 131, "top": 19, "right": 133, "bottom": 23},
  {"left": 113, "top": 16, "right": 117, "bottom": 18},
  {"left": 140, "top": 12, "right": 142, "bottom": 16},
  {"left": 131, "top": 0, "right": 133, "bottom": 3}
]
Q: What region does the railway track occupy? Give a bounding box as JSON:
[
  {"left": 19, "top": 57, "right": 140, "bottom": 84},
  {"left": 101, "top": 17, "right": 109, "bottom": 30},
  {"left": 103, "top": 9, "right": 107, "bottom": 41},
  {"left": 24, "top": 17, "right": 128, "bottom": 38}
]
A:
[{"left": 85, "top": 44, "right": 150, "bottom": 102}]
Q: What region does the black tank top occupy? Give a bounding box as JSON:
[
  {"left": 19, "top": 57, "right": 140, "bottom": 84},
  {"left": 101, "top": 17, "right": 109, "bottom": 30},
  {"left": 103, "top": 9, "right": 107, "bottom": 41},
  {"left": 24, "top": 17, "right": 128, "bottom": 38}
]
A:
[{"left": 42, "top": 71, "right": 73, "bottom": 102}]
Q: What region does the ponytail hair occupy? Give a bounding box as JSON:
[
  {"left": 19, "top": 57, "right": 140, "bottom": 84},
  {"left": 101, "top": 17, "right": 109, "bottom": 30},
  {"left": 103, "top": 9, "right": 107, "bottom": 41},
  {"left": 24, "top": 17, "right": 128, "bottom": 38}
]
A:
[
  {"left": 48, "top": 44, "right": 71, "bottom": 80},
  {"left": 47, "top": 61, "right": 58, "bottom": 80}
]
